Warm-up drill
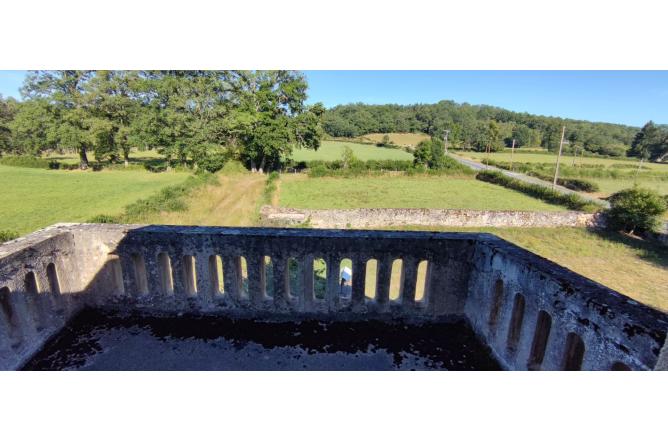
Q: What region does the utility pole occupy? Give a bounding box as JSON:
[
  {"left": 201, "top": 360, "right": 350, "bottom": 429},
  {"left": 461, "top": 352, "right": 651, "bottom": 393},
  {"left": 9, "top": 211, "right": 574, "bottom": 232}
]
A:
[
  {"left": 552, "top": 126, "right": 566, "bottom": 190},
  {"left": 444, "top": 130, "right": 450, "bottom": 155},
  {"left": 510, "top": 138, "right": 516, "bottom": 171}
]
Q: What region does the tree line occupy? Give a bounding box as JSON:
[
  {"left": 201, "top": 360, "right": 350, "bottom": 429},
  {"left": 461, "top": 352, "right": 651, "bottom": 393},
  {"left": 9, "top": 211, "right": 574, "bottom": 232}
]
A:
[
  {"left": 323, "top": 101, "right": 668, "bottom": 161},
  {"left": 0, "top": 71, "right": 325, "bottom": 172}
]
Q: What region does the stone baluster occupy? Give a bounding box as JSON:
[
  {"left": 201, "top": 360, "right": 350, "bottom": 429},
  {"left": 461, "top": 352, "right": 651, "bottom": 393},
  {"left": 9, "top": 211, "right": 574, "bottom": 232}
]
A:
[
  {"left": 271, "top": 254, "right": 290, "bottom": 309},
  {"left": 195, "top": 252, "right": 212, "bottom": 302},
  {"left": 301, "top": 255, "right": 315, "bottom": 312},
  {"left": 222, "top": 255, "right": 242, "bottom": 302},
  {"left": 375, "top": 256, "right": 392, "bottom": 311},
  {"left": 400, "top": 256, "right": 418, "bottom": 307},
  {"left": 247, "top": 253, "right": 266, "bottom": 307},
  {"left": 119, "top": 252, "right": 137, "bottom": 297},
  {"left": 325, "top": 255, "right": 340, "bottom": 311},
  {"left": 351, "top": 258, "right": 366, "bottom": 312},
  {"left": 169, "top": 249, "right": 188, "bottom": 298},
  {"left": 145, "top": 250, "right": 165, "bottom": 298}
]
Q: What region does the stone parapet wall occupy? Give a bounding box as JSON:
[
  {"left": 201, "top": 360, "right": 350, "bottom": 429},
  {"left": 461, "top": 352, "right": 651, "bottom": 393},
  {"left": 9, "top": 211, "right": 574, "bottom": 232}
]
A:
[
  {"left": 1, "top": 223, "right": 666, "bottom": 370},
  {"left": 260, "top": 206, "right": 604, "bottom": 229}
]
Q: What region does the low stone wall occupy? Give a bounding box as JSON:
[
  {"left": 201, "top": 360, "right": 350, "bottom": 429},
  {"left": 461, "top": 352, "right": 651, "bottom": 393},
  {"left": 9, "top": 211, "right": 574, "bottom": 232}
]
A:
[{"left": 260, "top": 206, "right": 604, "bottom": 229}]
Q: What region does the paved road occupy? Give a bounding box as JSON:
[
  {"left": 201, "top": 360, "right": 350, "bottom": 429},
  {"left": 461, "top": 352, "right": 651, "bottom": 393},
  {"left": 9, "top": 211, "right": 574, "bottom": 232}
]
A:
[{"left": 449, "top": 153, "right": 610, "bottom": 209}]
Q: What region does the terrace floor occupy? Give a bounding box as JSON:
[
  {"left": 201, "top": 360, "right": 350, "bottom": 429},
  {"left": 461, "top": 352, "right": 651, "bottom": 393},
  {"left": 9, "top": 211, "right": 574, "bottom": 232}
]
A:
[{"left": 23, "top": 309, "right": 500, "bottom": 371}]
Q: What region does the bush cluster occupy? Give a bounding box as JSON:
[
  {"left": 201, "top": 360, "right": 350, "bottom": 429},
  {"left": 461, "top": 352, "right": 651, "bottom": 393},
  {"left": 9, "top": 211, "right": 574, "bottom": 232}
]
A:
[
  {"left": 87, "top": 173, "right": 219, "bottom": 224},
  {"left": 0, "top": 230, "right": 19, "bottom": 244},
  {"left": 475, "top": 170, "right": 600, "bottom": 212},
  {"left": 0, "top": 155, "right": 63, "bottom": 169},
  {"left": 305, "top": 159, "right": 415, "bottom": 177},
  {"left": 606, "top": 188, "right": 667, "bottom": 234}
]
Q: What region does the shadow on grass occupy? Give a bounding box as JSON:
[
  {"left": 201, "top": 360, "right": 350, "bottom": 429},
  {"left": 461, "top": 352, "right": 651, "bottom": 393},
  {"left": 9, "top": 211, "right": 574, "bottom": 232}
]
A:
[{"left": 588, "top": 227, "right": 668, "bottom": 269}]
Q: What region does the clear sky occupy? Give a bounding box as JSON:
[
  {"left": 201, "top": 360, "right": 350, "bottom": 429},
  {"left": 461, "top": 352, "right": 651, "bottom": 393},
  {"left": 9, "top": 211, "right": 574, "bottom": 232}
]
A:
[{"left": 2, "top": 70, "right": 667, "bottom": 127}]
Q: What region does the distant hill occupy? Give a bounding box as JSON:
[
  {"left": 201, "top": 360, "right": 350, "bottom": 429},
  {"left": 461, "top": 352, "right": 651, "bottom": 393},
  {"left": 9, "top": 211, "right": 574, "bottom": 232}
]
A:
[{"left": 324, "top": 100, "right": 639, "bottom": 157}]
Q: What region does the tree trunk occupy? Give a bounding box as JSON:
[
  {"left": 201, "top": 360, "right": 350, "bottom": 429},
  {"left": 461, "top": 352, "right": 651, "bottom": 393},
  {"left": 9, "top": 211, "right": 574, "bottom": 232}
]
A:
[
  {"left": 250, "top": 159, "right": 257, "bottom": 173},
  {"left": 124, "top": 149, "right": 129, "bottom": 168},
  {"left": 79, "top": 147, "right": 89, "bottom": 170},
  {"left": 259, "top": 156, "right": 266, "bottom": 174}
]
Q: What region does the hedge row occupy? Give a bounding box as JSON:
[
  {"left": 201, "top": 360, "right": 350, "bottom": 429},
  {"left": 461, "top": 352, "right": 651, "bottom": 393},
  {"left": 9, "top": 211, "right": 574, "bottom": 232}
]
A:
[
  {"left": 482, "top": 158, "right": 600, "bottom": 192},
  {"left": 476, "top": 170, "right": 600, "bottom": 212},
  {"left": 292, "top": 159, "right": 414, "bottom": 172},
  {"left": 301, "top": 157, "right": 473, "bottom": 177},
  {"left": 0, "top": 155, "right": 63, "bottom": 169}
]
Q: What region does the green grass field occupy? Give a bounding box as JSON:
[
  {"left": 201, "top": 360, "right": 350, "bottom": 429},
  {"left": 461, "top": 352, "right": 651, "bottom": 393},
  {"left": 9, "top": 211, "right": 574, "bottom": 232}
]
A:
[
  {"left": 278, "top": 174, "right": 567, "bottom": 211},
  {"left": 0, "top": 165, "right": 189, "bottom": 235},
  {"left": 289, "top": 141, "right": 413, "bottom": 162},
  {"left": 392, "top": 226, "right": 668, "bottom": 312},
  {"left": 456, "top": 150, "right": 668, "bottom": 197},
  {"left": 358, "top": 132, "right": 430, "bottom": 148},
  {"left": 456, "top": 150, "right": 668, "bottom": 170}
]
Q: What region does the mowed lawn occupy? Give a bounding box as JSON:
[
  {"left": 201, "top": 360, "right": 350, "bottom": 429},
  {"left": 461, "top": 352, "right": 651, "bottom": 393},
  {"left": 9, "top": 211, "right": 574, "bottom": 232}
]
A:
[
  {"left": 0, "top": 165, "right": 189, "bottom": 235},
  {"left": 289, "top": 141, "right": 413, "bottom": 162},
  {"left": 278, "top": 174, "right": 567, "bottom": 211}
]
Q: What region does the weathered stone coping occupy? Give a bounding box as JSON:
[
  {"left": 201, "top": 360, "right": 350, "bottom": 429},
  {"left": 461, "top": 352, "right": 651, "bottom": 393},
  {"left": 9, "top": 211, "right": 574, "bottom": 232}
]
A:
[{"left": 260, "top": 206, "right": 604, "bottom": 228}]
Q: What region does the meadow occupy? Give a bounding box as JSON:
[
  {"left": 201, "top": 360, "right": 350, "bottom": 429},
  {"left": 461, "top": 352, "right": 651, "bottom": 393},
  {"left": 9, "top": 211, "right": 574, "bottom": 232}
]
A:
[
  {"left": 277, "top": 174, "right": 566, "bottom": 211},
  {"left": 357, "top": 132, "right": 430, "bottom": 148},
  {"left": 456, "top": 150, "right": 667, "bottom": 170},
  {"left": 0, "top": 165, "right": 189, "bottom": 235},
  {"left": 289, "top": 140, "right": 413, "bottom": 162},
  {"left": 393, "top": 226, "right": 668, "bottom": 312},
  {"left": 455, "top": 150, "right": 668, "bottom": 197}
]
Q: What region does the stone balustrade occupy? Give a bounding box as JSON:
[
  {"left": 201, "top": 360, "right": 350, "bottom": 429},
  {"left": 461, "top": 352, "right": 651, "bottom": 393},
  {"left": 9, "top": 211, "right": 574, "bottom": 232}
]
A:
[{"left": 1, "top": 223, "right": 666, "bottom": 371}]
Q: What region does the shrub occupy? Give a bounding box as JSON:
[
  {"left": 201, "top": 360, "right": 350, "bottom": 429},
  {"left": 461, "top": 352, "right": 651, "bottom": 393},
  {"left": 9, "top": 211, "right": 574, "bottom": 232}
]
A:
[
  {"left": 0, "top": 155, "right": 64, "bottom": 169},
  {"left": 195, "top": 152, "right": 228, "bottom": 173},
  {"left": 144, "top": 162, "right": 169, "bottom": 173},
  {"left": 0, "top": 230, "right": 19, "bottom": 243},
  {"left": 606, "top": 188, "right": 667, "bottom": 234},
  {"left": 87, "top": 214, "right": 119, "bottom": 223},
  {"left": 476, "top": 170, "right": 600, "bottom": 212},
  {"left": 119, "top": 173, "right": 219, "bottom": 222}
]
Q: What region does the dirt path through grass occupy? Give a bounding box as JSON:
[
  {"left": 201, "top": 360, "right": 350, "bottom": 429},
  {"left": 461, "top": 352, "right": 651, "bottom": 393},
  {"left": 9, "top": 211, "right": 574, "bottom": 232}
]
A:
[{"left": 146, "top": 172, "right": 266, "bottom": 227}]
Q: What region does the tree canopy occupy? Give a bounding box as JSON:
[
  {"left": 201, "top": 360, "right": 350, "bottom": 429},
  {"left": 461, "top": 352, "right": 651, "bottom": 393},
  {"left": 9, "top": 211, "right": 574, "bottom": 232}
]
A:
[
  {"left": 1, "top": 70, "right": 325, "bottom": 172},
  {"left": 323, "top": 101, "right": 641, "bottom": 158},
  {"left": 628, "top": 121, "right": 668, "bottom": 162}
]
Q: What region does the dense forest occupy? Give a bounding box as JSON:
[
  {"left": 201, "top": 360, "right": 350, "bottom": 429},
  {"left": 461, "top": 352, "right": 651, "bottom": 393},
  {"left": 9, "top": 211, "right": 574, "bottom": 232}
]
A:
[
  {"left": 0, "top": 70, "right": 325, "bottom": 172},
  {"left": 323, "top": 101, "right": 668, "bottom": 161}
]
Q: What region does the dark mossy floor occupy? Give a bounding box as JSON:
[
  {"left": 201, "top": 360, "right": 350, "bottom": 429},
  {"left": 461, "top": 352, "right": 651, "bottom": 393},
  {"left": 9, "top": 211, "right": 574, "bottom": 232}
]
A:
[{"left": 23, "top": 309, "right": 500, "bottom": 371}]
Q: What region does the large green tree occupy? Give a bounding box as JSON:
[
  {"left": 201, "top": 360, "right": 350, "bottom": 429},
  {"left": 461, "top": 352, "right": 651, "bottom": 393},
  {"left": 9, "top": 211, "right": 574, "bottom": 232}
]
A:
[
  {"left": 9, "top": 99, "right": 58, "bottom": 155},
  {"left": 222, "top": 71, "right": 324, "bottom": 172},
  {"left": 0, "top": 95, "right": 17, "bottom": 154},
  {"left": 628, "top": 121, "right": 668, "bottom": 163},
  {"left": 21, "top": 70, "right": 94, "bottom": 169}
]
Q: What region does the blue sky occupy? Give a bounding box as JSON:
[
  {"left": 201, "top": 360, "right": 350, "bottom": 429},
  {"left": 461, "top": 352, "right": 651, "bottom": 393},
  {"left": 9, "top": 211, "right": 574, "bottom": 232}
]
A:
[{"left": 2, "top": 71, "right": 666, "bottom": 127}]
